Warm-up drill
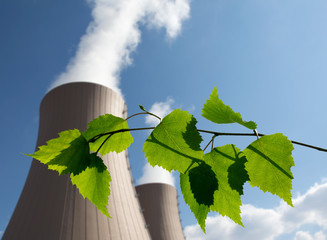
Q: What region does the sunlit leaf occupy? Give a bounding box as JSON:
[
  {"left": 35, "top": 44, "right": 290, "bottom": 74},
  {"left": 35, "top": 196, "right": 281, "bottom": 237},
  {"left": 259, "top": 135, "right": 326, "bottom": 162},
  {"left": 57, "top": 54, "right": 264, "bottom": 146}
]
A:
[
  {"left": 71, "top": 153, "right": 111, "bottom": 218},
  {"left": 27, "top": 129, "right": 89, "bottom": 175},
  {"left": 83, "top": 114, "right": 133, "bottom": 155},
  {"left": 202, "top": 86, "right": 257, "bottom": 129},
  {"left": 243, "top": 133, "right": 294, "bottom": 206},
  {"left": 143, "top": 109, "right": 203, "bottom": 173},
  {"left": 180, "top": 171, "right": 210, "bottom": 233}
]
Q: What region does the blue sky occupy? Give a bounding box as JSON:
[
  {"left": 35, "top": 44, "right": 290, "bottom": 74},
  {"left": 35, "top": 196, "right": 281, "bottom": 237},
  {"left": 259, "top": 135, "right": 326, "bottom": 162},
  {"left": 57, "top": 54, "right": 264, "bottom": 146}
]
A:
[{"left": 1, "top": 0, "right": 327, "bottom": 239}]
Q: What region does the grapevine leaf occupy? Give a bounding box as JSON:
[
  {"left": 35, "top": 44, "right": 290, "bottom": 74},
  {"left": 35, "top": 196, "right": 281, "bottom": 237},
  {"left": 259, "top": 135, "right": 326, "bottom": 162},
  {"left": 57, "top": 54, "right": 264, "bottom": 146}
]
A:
[
  {"left": 26, "top": 129, "right": 89, "bottom": 175},
  {"left": 71, "top": 153, "right": 111, "bottom": 218},
  {"left": 188, "top": 163, "right": 218, "bottom": 206},
  {"left": 204, "top": 145, "right": 249, "bottom": 226},
  {"left": 143, "top": 109, "right": 203, "bottom": 173},
  {"left": 202, "top": 86, "right": 257, "bottom": 130},
  {"left": 83, "top": 114, "right": 133, "bottom": 155},
  {"left": 243, "top": 133, "right": 294, "bottom": 206},
  {"left": 180, "top": 172, "right": 210, "bottom": 233}
]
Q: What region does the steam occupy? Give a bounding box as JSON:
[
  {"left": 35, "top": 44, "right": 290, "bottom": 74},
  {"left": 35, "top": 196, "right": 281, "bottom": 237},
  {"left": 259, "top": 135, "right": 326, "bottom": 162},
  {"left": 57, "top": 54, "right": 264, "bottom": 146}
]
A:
[{"left": 49, "top": 0, "right": 190, "bottom": 93}]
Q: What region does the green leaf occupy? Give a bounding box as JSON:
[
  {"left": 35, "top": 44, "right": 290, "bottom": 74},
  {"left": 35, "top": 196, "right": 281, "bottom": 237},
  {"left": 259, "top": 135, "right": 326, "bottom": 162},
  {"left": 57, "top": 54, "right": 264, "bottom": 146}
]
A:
[
  {"left": 180, "top": 172, "right": 210, "bottom": 233},
  {"left": 29, "top": 131, "right": 112, "bottom": 217},
  {"left": 243, "top": 133, "right": 294, "bottom": 206},
  {"left": 71, "top": 153, "right": 111, "bottom": 218},
  {"left": 204, "top": 145, "right": 249, "bottom": 226},
  {"left": 143, "top": 109, "right": 203, "bottom": 173},
  {"left": 27, "top": 129, "right": 89, "bottom": 175},
  {"left": 83, "top": 114, "right": 133, "bottom": 155},
  {"left": 202, "top": 86, "right": 257, "bottom": 130}
]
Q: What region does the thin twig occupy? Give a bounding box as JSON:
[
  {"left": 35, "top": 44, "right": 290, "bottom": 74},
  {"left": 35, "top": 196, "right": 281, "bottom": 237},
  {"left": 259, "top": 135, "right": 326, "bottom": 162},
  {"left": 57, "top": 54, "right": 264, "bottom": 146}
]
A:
[
  {"left": 138, "top": 106, "right": 162, "bottom": 121},
  {"left": 147, "top": 112, "right": 161, "bottom": 121},
  {"left": 197, "top": 129, "right": 265, "bottom": 137},
  {"left": 125, "top": 112, "right": 148, "bottom": 121},
  {"left": 288, "top": 140, "right": 327, "bottom": 152},
  {"left": 203, "top": 135, "right": 216, "bottom": 152},
  {"left": 96, "top": 134, "right": 113, "bottom": 154},
  {"left": 88, "top": 127, "right": 155, "bottom": 143},
  {"left": 197, "top": 129, "right": 327, "bottom": 152},
  {"left": 253, "top": 129, "right": 259, "bottom": 140}
]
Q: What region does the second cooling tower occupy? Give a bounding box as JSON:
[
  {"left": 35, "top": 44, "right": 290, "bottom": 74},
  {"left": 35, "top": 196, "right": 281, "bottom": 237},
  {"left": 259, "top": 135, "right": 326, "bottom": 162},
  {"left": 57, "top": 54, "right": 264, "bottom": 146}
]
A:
[{"left": 136, "top": 183, "right": 185, "bottom": 240}]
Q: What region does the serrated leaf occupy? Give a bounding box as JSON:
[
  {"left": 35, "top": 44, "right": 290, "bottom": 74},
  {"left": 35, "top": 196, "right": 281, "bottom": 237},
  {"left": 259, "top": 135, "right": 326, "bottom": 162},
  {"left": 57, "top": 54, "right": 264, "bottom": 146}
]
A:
[
  {"left": 204, "top": 145, "right": 249, "bottom": 226},
  {"left": 27, "top": 129, "right": 89, "bottom": 175},
  {"left": 143, "top": 109, "right": 203, "bottom": 173},
  {"left": 83, "top": 114, "right": 133, "bottom": 155},
  {"left": 71, "top": 153, "right": 111, "bottom": 218},
  {"left": 202, "top": 86, "right": 257, "bottom": 130},
  {"left": 180, "top": 172, "right": 210, "bottom": 233},
  {"left": 243, "top": 133, "right": 294, "bottom": 206}
]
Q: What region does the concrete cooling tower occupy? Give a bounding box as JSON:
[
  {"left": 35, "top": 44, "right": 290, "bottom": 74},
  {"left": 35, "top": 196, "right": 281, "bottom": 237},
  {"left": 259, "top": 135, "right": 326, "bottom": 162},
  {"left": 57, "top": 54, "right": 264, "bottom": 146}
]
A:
[
  {"left": 3, "top": 82, "right": 151, "bottom": 240},
  {"left": 136, "top": 183, "right": 185, "bottom": 240}
]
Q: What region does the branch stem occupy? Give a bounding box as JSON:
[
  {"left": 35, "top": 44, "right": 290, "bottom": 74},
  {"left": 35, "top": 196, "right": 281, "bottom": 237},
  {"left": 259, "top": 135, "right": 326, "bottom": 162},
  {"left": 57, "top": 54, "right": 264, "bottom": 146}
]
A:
[
  {"left": 125, "top": 112, "right": 148, "bottom": 121},
  {"left": 88, "top": 127, "right": 155, "bottom": 143},
  {"left": 89, "top": 127, "right": 327, "bottom": 153},
  {"left": 203, "top": 135, "right": 216, "bottom": 152},
  {"left": 197, "top": 129, "right": 327, "bottom": 152},
  {"left": 96, "top": 134, "right": 112, "bottom": 154}
]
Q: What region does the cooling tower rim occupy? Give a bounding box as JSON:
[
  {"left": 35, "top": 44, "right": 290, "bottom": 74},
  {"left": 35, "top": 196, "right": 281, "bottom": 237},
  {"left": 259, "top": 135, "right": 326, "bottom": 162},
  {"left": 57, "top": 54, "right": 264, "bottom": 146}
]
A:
[
  {"left": 47, "top": 80, "right": 121, "bottom": 94},
  {"left": 41, "top": 81, "right": 125, "bottom": 108},
  {"left": 45, "top": 81, "right": 114, "bottom": 96},
  {"left": 135, "top": 182, "right": 177, "bottom": 190}
]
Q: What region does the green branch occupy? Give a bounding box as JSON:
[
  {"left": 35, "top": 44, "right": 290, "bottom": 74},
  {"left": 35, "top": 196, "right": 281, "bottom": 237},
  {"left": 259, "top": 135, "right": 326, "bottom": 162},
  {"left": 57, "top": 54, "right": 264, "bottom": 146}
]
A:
[{"left": 89, "top": 127, "right": 327, "bottom": 153}]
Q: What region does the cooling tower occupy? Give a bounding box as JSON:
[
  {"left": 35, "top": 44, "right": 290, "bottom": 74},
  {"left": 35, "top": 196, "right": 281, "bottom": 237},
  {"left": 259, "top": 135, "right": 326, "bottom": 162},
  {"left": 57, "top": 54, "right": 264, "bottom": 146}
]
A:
[
  {"left": 136, "top": 183, "right": 185, "bottom": 240},
  {"left": 3, "top": 82, "right": 150, "bottom": 240}
]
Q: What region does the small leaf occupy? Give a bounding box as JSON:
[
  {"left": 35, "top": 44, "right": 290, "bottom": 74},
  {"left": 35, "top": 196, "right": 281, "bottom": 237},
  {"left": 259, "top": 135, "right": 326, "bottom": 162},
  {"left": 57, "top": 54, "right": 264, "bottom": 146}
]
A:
[
  {"left": 204, "top": 145, "right": 248, "bottom": 226},
  {"left": 71, "top": 153, "right": 111, "bottom": 218},
  {"left": 180, "top": 172, "right": 210, "bottom": 233},
  {"left": 143, "top": 109, "right": 203, "bottom": 173},
  {"left": 83, "top": 114, "right": 133, "bottom": 155},
  {"left": 202, "top": 86, "right": 257, "bottom": 130},
  {"left": 243, "top": 133, "right": 294, "bottom": 206},
  {"left": 27, "top": 129, "right": 89, "bottom": 175}
]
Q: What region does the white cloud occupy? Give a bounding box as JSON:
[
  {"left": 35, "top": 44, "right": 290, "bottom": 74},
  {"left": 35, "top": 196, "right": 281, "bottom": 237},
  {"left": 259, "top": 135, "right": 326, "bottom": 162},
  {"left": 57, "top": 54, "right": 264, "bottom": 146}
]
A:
[
  {"left": 49, "top": 0, "right": 190, "bottom": 94},
  {"left": 145, "top": 97, "right": 174, "bottom": 126},
  {"left": 137, "top": 97, "right": 175, "bottom": 187},
  {"left": 184, "top": 179, "right": 327, "bottom": 240},
  {"left": 294, "top": 231, "right": 313, "bottom": 240},
  {"left": 294, "top": 231, "right": 326, "bottom": 240}
]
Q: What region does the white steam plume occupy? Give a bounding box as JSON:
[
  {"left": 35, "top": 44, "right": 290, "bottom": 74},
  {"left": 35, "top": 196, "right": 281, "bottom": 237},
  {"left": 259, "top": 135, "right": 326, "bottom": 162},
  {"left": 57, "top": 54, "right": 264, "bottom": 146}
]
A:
[{"left": 49, "top": 0, "right": 190, "bottom": 93}]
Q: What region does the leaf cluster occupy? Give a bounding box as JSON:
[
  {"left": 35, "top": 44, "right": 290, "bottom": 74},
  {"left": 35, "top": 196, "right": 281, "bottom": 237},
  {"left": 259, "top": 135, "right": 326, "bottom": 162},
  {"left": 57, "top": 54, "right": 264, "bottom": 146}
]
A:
[
  {"left": 27, "top": 115, "right": 133, "bottom": 217},
  {"left": 27, "top": 86, "right": 295, "bottom": 233}
]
